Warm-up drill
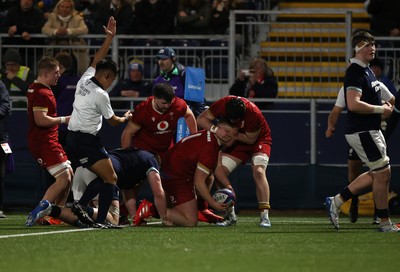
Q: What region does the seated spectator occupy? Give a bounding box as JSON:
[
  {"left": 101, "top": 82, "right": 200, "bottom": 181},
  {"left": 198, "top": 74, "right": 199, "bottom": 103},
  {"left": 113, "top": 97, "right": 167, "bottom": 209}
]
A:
[
  {"left": 92, "top": 0, "right": 134, "bottom": 34},
  {"left": 176, "top": 0, "right": 212, "bottom": 34},
  {"left": 229, "top": 57, "right": 278, "bottom": 109},
  {"left": 0, "top": 48, "right": 35, "bottom": 96},
  {"left": 133, "top": 0, "right": 177, "bottom": 35},
  {"left": 369, "top": 57, "right": 397, "bottom": 95},
  {"left": 109, "top": 59, "right": 152, "bottom": 109},
  {"left": 42, "top": 0, "right": 89, "bottom": 75},
  {"left": 0, "top": 0, "right": 46, "bottom": 68},
  {"left": 53, "top": 51, "right": 81, "bottom": 147}
]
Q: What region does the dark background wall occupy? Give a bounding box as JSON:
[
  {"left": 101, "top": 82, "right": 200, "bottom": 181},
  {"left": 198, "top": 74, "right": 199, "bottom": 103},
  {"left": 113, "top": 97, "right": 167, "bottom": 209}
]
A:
[{"left": 5, "top": 104, "right": 400, "bottom": 210}]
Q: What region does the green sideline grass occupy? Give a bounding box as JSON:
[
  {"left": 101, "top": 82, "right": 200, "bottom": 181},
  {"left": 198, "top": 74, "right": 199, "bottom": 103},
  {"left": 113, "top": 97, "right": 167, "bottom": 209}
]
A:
[{"left": 0, "top": 213, "right": 399, "bottom": 272}]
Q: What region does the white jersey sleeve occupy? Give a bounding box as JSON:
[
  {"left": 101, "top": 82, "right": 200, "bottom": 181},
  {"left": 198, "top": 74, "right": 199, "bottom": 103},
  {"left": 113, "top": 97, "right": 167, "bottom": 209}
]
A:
[
  {"left": 379, "top": 81, "right": 393, "bottom": 102},
  {"left": 334, "top": 86, "right": 346, "bottom": 108}
]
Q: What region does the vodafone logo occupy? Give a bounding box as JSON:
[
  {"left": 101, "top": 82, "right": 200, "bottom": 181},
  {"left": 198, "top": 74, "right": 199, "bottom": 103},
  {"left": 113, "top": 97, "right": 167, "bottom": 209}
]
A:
[{"left": 157, "top": 121, "right": 169, "bottom": 131}]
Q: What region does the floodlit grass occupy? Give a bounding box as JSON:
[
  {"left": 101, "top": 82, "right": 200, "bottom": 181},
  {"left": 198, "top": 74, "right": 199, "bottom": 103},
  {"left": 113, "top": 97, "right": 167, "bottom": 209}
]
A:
[{"left": 0, "top": 213, "right": 399, "bottom": 272}]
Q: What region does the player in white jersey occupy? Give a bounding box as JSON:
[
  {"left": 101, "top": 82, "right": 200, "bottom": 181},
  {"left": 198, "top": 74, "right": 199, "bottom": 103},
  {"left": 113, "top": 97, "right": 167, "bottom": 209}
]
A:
[{"left": 66, "top": 17, "right": 132, "bottom": 229}]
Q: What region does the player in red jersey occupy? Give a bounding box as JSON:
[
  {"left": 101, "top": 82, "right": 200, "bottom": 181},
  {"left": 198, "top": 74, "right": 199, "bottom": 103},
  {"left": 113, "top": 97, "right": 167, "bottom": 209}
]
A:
[
  {"left": 120, "top": 82, "right": 197, "bottom": 162},
  {"left": 197, "top": 96, "right": 273, "bottom": 227},
  {"left": 134, "top": 119, "right": 238, "bottom": 226},
  {"left": 25, "top": 56, "right": 73, "bottom": 227}
]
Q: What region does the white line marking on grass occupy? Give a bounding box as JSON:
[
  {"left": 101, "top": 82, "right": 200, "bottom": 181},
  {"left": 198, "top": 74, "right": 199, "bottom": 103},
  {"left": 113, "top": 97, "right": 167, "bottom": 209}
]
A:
[{"left": 0, "top": 228, "right": 95, "bottom": 239}]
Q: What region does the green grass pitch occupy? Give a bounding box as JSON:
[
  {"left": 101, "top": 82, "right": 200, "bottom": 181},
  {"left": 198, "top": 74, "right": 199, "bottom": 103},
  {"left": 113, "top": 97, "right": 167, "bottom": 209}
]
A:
[{"left": 0, "top": 212, "right": 399, "bottom": 272}]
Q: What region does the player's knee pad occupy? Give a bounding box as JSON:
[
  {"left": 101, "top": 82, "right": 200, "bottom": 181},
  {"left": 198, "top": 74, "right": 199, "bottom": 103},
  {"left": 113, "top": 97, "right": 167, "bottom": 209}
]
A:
[
  {"left": 221, "top": 156, "right": 238, "bottom": 173},
  {"left": 252, "top": 154, "right": 269, "bottom": 168},
  {"left": 368, "top": 156, "right": 390, "bottom": 172},
  {"left": 49, "top": 160, "right": 72, "bottom": 178}
]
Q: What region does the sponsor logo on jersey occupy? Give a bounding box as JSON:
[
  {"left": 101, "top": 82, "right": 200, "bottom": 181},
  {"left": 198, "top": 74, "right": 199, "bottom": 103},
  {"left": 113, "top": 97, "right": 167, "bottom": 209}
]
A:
[{"left": 157, "top": 121, "right": 169, "bottom": 131}]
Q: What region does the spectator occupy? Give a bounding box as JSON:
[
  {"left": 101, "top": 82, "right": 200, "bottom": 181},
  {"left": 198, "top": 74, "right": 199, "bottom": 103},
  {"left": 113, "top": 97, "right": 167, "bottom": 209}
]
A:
[
  {"left": 176, "top": 0, "right": 212, "bottom": 34},
  {"left": 42, "top": 0, "right": 90, "bottom": 75},
  {"left": 229, "top": 57, "right": 278, "bottom": 109},
  {"left": 92, "top": 0, "right": 134, "bottom": 34},
  {"left": 210, "top": 0, "right": 244, "bottom": 35},
  {"left": 154, "top": 47, "right": 206, "bottom": 118},
  {"left": 366, "top": 0, "right": 400, "bottom": 37},
  {"left": 0, "top": 48, "right": 35, "bottom": 96},
  {"left": 369, "top": 57, "right": 397, "bottom": 95},
  {"left": 109, "top": 59, "right": 152, "bottom": 109},
  {"left": 133, "top": 0, "right": 176, "bottom": 35},
  {"left": 0, "top": 0, "right": 46, "bottom": 67},
  {"left": 53, "top": 51, "right": 81, "bottom": 148},
  {"left": 0, "top": 80, "right": 10, "bottom": 219}
]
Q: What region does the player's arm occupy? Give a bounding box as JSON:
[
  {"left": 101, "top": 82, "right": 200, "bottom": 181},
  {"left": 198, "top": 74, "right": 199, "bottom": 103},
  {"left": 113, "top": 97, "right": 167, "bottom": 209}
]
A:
[
  {"left": 237, "top": 129, "right": 260, "bottom": 145},
  {"left": 147, "top": 170, "right": 167, "bottom": 220},
  {"left": 33, "top": 110, "right": 70, "bottom": 127},
  {"left": 106, "top": 110, "right": 132, "bottom": 126},
  {"left": 121, "top": 188, "right": 137, "bottom": 220},
  {"left": 197, "top": 108, "right": 229, "bottom": 139},
  {"left": 120, "top": 121, "right": 141, "bottom": 148},
  {"left": 90, "top": 16, "right": 116, "bottom": 68},
  {"left": 325, "top": 105, "right": 343, "bottom": 138},
  {"left": 184, "top": 106, "right": 197, "bottom": 134},
  {"left": 193, "top": 167, "right": 227, "bottom": 212},
  {"left": 347, "top": 88, "right": 393, "bottom": 118}
]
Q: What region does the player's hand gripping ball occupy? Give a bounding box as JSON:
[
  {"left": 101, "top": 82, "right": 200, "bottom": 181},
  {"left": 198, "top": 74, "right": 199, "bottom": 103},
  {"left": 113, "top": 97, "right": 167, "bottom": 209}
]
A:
[{"left": 213, "top": 189, "right": 235, "bottom": 207}]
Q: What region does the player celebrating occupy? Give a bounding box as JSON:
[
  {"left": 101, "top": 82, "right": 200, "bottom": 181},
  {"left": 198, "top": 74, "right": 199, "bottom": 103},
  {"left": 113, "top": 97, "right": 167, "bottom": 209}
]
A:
[
  {"left": 66, "top": 16, "right": 132, "bottom": 229},
  {"left": 134, "top": 119, "right": 238, "bottom": 227},
  {"left": 121, "top": 82, "right": 197, "bottom": 163},
  {"left": 197, "top": 96, "right": 273, "bottom": 228},
  {"left": 25, "top": 56, "right": 73, "bottom": 226}
]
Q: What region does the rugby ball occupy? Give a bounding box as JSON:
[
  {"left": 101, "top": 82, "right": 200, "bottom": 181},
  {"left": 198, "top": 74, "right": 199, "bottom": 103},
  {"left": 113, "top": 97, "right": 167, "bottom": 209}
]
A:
[{"left": 213, "top": 189, "right": 235, "bottom": 206}]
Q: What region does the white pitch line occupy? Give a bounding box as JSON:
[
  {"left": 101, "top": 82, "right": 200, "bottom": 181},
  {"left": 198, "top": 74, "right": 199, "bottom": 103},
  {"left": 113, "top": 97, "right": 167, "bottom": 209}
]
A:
[{"left": 0, "top": 227, "right": 96, "bottom": 239}]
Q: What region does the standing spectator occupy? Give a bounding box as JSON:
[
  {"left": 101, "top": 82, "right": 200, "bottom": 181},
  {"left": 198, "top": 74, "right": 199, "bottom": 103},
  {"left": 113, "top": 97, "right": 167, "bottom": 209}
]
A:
[
  {"left": 325, "top": 31, "right": 398, "bottom": 232},
  {"left": 176, "top": 0, "right": 212, "bottom": 34},
  {"left": 154, "top": 47, "right": 206, "bottom": 118},
  {"left": 197, "top": 96, "right": 273, "bottom": 228},
  {"left": 42, "top": 0, "right": 90, "bottom": 75},
  {"left": 66, "top": 17, "right": 132, "bottom": 229},
  {"left": 109, "top": 59, "right": 152, "bottom": 108},
  {"left": 366, "top": 0, "right": 400, "bottom": 37},
  {"left": 0, "top": 80, "right": 10, "bottom": 219},
  {"left": 133, "top": 0, "right": 177, "bottom": 35},
  {"left": 53, "top": 51, "right": 81, "bottom": 148},
  {"left": 25, "top": 56, "right": 74, "bottom": 227},
  {"left": 134, "top": 119, "right": 238, "bottom": 227},
  {"left": 369, "top": 57, "right": 397, "bottom": 95},
  {"left": 92, "top": 0, "right": 134, "bottom": 34},
  {"left": 229, "top": 57, "right": 278, "bottom": 109},
  {"left": 0, "top": 48, "right": 35, "bottom": 96}
]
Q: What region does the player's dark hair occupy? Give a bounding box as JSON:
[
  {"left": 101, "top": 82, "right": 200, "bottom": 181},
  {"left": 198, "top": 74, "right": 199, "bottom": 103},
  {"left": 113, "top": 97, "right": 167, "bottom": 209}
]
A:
[
  {"left": 95, "top": 59, "right": 117, "bottom": 76},
  {"left": 37, "top": 56, "right": 59, "bottom": 75},
  {"left": 352, "top": 31, "right": 375, "bottom": 49},
  {"left": 153, "top": 83, "right": 175, "bottom": 103},
  {"left": 225, "top": 97, "right": 246, "bottom": 120},
  {"left": 55, "top": 52, "right": 73, "bottom": 70}
]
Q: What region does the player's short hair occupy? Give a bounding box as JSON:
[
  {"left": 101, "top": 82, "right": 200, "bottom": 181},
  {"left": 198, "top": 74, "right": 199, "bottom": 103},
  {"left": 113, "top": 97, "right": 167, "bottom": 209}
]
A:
[
  {"left": 352, "top": 31, "right": 375, "bottom": 50},
  {"left": 95, "top": 59, "right": 118, "bottom": 76},
  {"left": 37, "top": 56, "right": 59, "bottom": 75},
  {"left": 153, "top": 83, "right": 175, "bottom": 103},
  {"left": 225, "top": 97, "right": 246, "bottom": 120}
]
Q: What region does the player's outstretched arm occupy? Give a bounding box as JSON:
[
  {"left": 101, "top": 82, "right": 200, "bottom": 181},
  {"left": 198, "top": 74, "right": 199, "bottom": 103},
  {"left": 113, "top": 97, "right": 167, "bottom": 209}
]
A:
[{"left": 90, "top": 16, "right": 116, "bottom": 68}]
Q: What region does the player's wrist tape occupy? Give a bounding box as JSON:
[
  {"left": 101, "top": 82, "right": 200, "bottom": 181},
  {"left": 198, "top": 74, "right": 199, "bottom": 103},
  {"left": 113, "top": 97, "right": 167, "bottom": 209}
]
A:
[
  {"left": 60, "top": 116, "right": 66, "bottom": 124},
  {"left": 210, "top": 125, "right": 218, "bottom": 133},
  {"left": 372, "top": 106, "right": 384, "bottom": 114}
]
